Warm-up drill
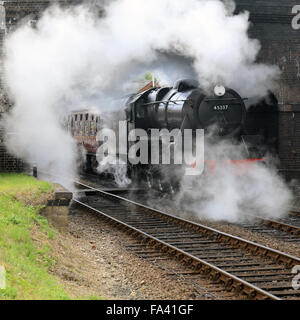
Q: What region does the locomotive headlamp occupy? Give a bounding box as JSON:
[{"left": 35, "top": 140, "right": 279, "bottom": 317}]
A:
[{"left": 214, "top": 85, "right": 226, "bottom": 97}]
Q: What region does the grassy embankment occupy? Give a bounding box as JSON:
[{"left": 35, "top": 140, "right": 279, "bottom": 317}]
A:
[{"left": 0, "top": 173, "right": 96, "bottom": 300}]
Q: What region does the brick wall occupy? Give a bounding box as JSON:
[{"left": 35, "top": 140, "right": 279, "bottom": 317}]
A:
[
  {"left": 235, "top": 0, "right": 300, "bottom": 107},
  {"left": 0, "top": 116, "right": 24, "bottom": 172},
  {"left": 3, "top": 1, "right": 81, "bottom": 30},
  {"left": 0, "top": 145, "right": 24, "bottom": 173},
  {"left": 0, "top": 0, "right": 79, "bottom": 173},
  {"left": 235, "top": 0, "right": 300, "bottom": 179}
]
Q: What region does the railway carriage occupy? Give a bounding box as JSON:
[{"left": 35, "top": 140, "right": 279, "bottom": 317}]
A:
[{"left": 66, "top": 110, "right": 101, "bottom": 171}]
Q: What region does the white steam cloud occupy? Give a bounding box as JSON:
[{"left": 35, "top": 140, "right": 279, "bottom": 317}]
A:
[
  {"left": 176, "top": 142, "right": 292, "bottom": 223},
  {"left": 1, "top": 0, "right": 282, "bottom": 202}
]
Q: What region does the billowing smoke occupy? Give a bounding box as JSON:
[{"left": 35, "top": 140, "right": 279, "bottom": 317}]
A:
[
  {"left": 1, "top": 0, "right": 280, "bottom": 190},
  {"left": 95, "top": 123, "right": 132, "bottom": 187},
  {"left": 96, "top": 155, "right": 131, "bottom": 187},
  {"left": 175, "top": 140, "right": 292, "bottom": 223}
]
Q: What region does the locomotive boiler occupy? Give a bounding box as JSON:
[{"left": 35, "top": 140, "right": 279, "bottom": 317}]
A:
[{"left": 125, "top": 79, "right": 246, "bottom": 136}]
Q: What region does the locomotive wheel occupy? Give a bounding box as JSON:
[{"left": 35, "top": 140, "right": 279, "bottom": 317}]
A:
[
  {"left": 144, "top": 166, "right": 182, "bottom": 194},
  {"left": 146, "top": 172, "right": 154, "bottom": 190}
]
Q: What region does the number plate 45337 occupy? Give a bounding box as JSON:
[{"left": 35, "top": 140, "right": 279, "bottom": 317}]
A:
[{"left": 213, "top": 105, "right": 229, "bottom": 111}]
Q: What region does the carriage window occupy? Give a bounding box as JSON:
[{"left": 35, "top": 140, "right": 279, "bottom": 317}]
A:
[
  {"left": 90, "top": 121, "right": 95, "bottom": 136},
  {"left": 96, "top": 117, "right": 101, "bottom": 130},
  {"left": 70, "top": 119, "right": 74, "bottom": 136},
  {"left": 85, "top": 121, "right": 89, "bottom": 136},
  {"left": 75, "top": 121, "right": 78, "bottom": 136},
  {"left": 79, "top": 121, "right": 83, "bottom": 135}
]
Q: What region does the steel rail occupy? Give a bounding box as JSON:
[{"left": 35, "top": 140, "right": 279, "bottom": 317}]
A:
[{"left": 250, "top": 215, "right": 300, "bottom": 237}]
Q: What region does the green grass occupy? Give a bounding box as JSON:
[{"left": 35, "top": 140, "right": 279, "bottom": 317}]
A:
[
  {"left": 0, "top": 173, "right": 53, "bottom": 200},
  {"left": 0, "top": 174, "right": 71, "bottom": 300},
  {"left": 0, "top": 174, "right": 103, "bottom": 300}
]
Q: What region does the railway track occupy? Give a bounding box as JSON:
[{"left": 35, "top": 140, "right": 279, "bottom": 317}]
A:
[
  {"left": 237, "top": 213, "right": 300, "bottom": 243},
  {"left": 72, "top": 181, "right": 300, "bottom": 300},
  {"left": 78, "top": 174, "right": 300, "bottom": 243}
]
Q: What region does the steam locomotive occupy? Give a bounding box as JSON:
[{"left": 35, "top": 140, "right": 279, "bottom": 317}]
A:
[
  {"left": 126, "top": 79, "right": 245, "bottom": 135},
  {"left": 66, "top": 79, "right": 277, "bottom": 190}
]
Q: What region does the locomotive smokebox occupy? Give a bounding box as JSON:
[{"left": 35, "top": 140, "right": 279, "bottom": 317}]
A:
[{"left": 194, "top": 86, "right": 246, "bottom": 136}]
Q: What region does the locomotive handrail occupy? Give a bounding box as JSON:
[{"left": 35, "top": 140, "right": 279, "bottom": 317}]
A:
[
  {"left": 142, "top": 99, "right": 190, "bottom": 106},
  {"left": 204, "top": 98, "right": 248, "bottom": 101}
]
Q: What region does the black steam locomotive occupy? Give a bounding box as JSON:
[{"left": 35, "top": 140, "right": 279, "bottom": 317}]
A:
[
  {"left": 126, "top": 79, "right": 245, "bottom": 135},
  {"left": 124, "top": 79, "right": 273, "bottom": 191},
  {"left": 67, "top": 79, "right": 278, "bottom": 191}
]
